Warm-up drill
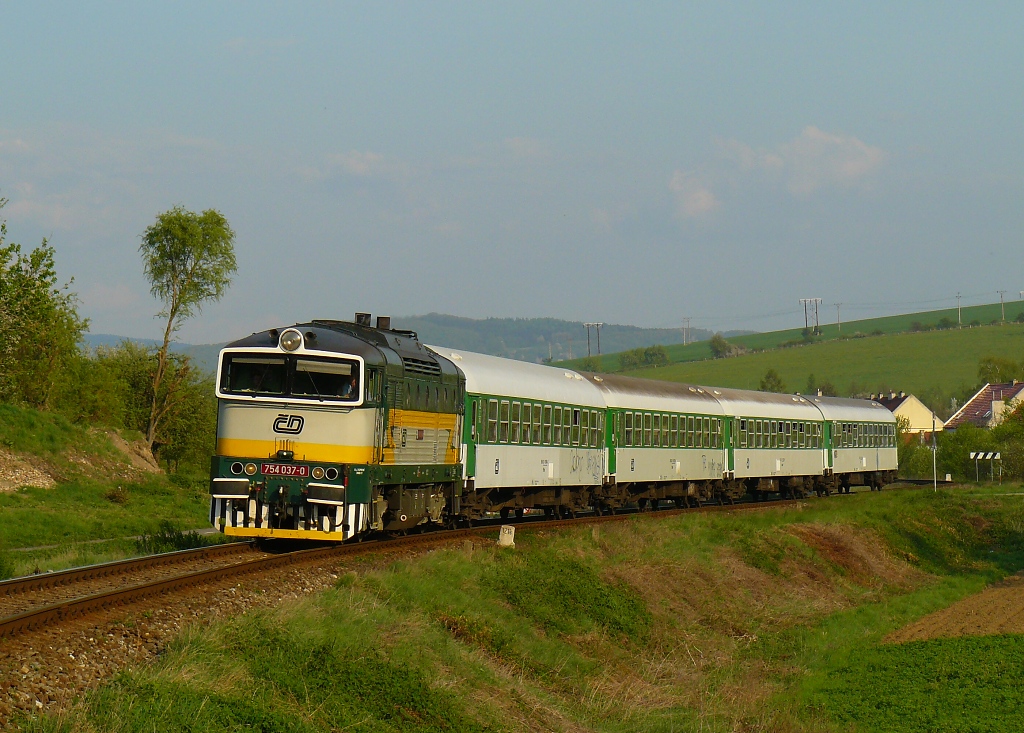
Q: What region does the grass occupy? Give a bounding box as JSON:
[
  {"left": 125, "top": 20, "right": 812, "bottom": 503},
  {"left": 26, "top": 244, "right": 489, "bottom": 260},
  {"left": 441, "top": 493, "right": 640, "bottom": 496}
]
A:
[
  {"left": 0, "top": 402, "right": 214, "bottom": 577},
  {"left": 624, "top": 322, "right": 1024, "bottom": 401},
  {"left": 24, "top": 485, "right": 1024, "bottom": 732},
  {"left": 560, "top": 299, "right": 1024, "bottom": 372},
  {"left": 806, "top": 634, "right": 1024, "bottom": 732}
]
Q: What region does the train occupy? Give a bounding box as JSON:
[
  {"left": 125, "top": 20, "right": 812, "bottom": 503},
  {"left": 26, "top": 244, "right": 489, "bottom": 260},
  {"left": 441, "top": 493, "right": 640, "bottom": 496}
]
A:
[{"left": 209, "top": 313, "right": 898, "bottom": 541}]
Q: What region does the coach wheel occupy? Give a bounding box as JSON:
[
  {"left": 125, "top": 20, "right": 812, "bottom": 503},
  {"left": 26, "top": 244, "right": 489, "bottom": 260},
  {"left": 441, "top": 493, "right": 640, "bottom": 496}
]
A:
[
  {"left": 500, "top": 507, "right": 511, "bottom": 519},
  {"left": 515, "top": 508, "right": 524, "bottom": 519}
]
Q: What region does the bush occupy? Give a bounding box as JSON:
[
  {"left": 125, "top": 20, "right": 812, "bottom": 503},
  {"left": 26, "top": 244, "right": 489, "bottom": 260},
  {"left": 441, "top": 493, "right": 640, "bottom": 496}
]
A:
[{"left": 136, "top": 521, "right": 214, "bottom": 555}]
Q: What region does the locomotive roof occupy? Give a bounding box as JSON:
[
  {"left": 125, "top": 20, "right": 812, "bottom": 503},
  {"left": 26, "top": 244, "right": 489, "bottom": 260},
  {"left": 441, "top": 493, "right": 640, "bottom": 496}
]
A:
[
  {"left": 224, "top": 321, "right": 460, "bottom": 380},
  {"left": 426, "top": 347, "right": 605, "bottom": 406},
  {"left": 579, "top": 373, "right": 726, "bottom": 414}
]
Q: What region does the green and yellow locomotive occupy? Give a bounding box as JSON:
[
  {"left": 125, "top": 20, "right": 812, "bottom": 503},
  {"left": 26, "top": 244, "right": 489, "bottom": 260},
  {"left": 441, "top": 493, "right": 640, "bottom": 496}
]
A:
[{"left": 210, "top": 314, "right": 464, "bottom": 540}]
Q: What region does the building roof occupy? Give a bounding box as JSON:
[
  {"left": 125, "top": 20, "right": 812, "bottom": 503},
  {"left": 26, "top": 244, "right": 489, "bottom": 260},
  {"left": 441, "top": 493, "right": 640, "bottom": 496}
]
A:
[
  {"left": 945, "top": 382, "right": 1024, "bottom": 429},
  {"left": 875, "top": 393, "right": 909, "bottom": 412}
]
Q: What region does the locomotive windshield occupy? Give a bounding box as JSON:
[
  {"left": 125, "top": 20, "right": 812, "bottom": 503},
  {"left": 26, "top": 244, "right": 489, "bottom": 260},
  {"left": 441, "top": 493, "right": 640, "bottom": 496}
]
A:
[{"left": 220, "top": 353, "right": 361, "bottom": 402}]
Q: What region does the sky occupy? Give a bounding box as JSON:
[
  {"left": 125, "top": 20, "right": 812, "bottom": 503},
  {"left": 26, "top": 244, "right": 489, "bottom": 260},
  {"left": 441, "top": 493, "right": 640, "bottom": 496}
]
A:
[{"left": 2, "top": 2, "right": 1022, "bottom": 344}]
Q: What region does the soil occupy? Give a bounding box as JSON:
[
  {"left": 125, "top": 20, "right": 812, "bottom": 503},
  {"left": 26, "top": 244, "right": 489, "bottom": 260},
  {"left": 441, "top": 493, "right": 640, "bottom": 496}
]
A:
[
  {"left": 0, "top": 450, "right": 55, "bottom": 492},
  {"left": 95, "top": 430, "right": 161, "bottom": 473},
  {"left": 885, "top": 571, "right": 1024, "bottom": 644}
]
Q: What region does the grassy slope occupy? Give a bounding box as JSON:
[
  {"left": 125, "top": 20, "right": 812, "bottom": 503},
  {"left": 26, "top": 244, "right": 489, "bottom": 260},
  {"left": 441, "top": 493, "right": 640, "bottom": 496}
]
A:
[
  {"left": 625, "top": 322, "right": 1024, "bottom": 399},
  {"left": 560, "top": 300, "right": 1024, "bottom": 371},
  {"left": 0, "top": 404, "right": 211, "bottom": 576},
  {"left": 30, "top": 486, "right": 1024, "bottom": 732}
]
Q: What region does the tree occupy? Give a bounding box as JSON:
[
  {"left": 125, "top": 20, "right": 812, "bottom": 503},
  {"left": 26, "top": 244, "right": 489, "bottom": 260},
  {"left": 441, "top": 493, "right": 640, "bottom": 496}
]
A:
[
  {"left": 0, "top": 197, "right": 87, "bottom": 407},
  {"left": 978, "top": 356, "right": 1022, "bottom": 385},
  {"left": 578, "top": 355, "right": 602, "bottom": 372},
  {"left": 140, "top": 207, "right": 236, "bottom": 452},
  {"left": 759, "top": 368, "right": 787, "bottom": 393},
  {"left": 709, "top": 333, "right": 731, "bottom": 358}
]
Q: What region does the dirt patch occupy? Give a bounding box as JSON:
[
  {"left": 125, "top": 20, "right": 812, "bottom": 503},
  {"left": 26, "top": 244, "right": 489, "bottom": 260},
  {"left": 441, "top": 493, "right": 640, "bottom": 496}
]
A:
[
  {"left": 97, "top": 430, "right": 162, "bottom": 474},
  {"left": 0, "top": 449, "right": 56, "bottom": 491},
  {"left": 788, "top": 523, "right": 920, "bottom": 589},
  {"left": 885, "top": 572, "right": 1024, "bottom": 644}
]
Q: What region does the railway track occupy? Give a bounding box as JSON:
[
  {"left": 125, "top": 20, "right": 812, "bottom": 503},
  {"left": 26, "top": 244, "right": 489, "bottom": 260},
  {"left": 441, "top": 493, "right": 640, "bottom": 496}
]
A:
[{"left": 0, "top": 494, "right": 813, "bottom": 640}]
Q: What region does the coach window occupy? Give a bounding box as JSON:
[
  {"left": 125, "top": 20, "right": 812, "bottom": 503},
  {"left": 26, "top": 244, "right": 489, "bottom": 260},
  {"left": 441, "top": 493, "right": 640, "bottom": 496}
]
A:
[
  {"left": 593, "top": 411, "right": 601, "bottom": 447},
  {"left": 624, "top": 412, "right": 633, "bottom": 446},
  {"left": 552, "top": 406, "right": 562, "bottom": 444},
  {"left": 520, "top": 403, "right": 531, "bottom": 444},
  {"left": 703, "top": 417, "right": 710, "bottom": 448},
  {"left": 664, "top": 414, "right": 672, "bottom": 447},
  {"left": 642, "top": 412, "right": 651, "bottom": 447},
  {"left": 652, "top": 414, "right": 661, "bottom": 447},
  {"left": 569, "top": 409, "right": 579, "bottom": 445},
  {"left": 670, "top": 415, "right": 678, "bottom": 447},
  {"left": 486, "top": 400, "right": 498, "bottom": 443},
  {"left": 543, "top": 405, "right": 552, "bottom": 444},
  {"left": 579, "top": 409, "right": 589, "bottom": 447},
  {"left": 511, "top": 402, "right": 521, "bottom": 443},
  {"left": 533, "top": 405, "right": 542, "bottom": 444},
  {"left": 499, "top": 401, "right": 510, "bottom": 443}
]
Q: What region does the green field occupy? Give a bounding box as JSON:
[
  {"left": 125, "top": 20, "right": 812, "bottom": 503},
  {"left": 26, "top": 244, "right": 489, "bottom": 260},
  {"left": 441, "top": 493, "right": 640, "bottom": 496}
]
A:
[
  {"left": 27, "top": 486, "right": 1024, "bottom": 732},
  {"left": 623, "top": 322, "right": 1024, "bottom": 409},
  {"left": 561, "top": 299, "right": 1024, "bottom": 372}
]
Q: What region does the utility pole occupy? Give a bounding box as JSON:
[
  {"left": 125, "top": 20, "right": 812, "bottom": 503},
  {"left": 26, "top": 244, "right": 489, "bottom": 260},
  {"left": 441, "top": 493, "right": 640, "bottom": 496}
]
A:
[
  {"left": 834, "top": 303, "right": 842, "bottom": 333},
  {"left": 813, "top": 298, "right": 822, "bottom": 334},
  {"left": 595, "top": 323, "right": 602, "bottom": 354},
  {"left": 799, "top": 299, "right": 810, "bottom": 330},
  {"left": 583, "top": 323, "right": 596, "bottom": 357},
  {"left": 957, "top": 292, "right": 961, "bottom": 328},
  {"left": 681, "top": 317, "right": 691, "bottom": 346},
  {"left": 998, "top": 290, "right": 1007, "bottom": 322}
]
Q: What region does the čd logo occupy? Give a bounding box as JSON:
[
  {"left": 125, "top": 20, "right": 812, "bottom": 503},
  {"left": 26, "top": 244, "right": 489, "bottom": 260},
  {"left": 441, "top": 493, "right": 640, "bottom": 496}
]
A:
[{"left": 273, "top": 414, "right": 305, "bottom": 434}]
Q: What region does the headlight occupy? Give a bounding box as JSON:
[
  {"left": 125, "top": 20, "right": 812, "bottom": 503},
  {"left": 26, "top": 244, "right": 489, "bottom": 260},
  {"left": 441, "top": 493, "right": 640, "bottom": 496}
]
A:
[
  {"left": 325, "top": 467, "right": 339, "bottom": 481},
  {"left": 279, "top": 329, "right": 302, "bottom": 351},
  {"left": 311, "top": 466, "right": 325, "bottom": 480},
  {"left": 230, "top": 462, "right": 243, "bottom": 475},
  {"left": 244, "top": 463, "right": 258, "bottom": 475}
]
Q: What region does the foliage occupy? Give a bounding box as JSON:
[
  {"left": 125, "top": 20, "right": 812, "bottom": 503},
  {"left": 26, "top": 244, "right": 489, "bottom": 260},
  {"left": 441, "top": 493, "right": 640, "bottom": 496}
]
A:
[
  {"left": 810, "top": 634, "right": 1024, "bottom": 732},
  {"left": 619, "top": 344, "right": 668, "bottom": 370},
  {"left": 577, "top": 355, "right": 602, "bottom": 371},
  {"left": 0, "top": 198, "right": 87, "bottom": 409},
  {"left": 709, "top": 332, "right": 732, "bottom": 358},
  {"left": 979, "top": 355, "right": 1024, "bottom": 384},
  {"left": 139, "top": 206, "right": 236, "bottom": 449},
  {"left": 135, "top": 520, "right": 215, "bottom": 554},
  {"left": 759, "top": 368, "right": 787, "bottom": 393}
]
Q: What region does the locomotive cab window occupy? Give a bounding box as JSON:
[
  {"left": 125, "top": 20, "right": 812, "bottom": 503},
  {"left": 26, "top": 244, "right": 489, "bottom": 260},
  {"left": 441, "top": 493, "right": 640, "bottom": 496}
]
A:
[{"left": 220, "top": 354, "right": 361, "bottom": 402}]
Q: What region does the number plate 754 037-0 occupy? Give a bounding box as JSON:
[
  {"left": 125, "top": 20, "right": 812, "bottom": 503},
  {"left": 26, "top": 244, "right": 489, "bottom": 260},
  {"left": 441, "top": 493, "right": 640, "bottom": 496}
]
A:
[{"left": 261, "top": 463, "right": 309, "bottom": 477}]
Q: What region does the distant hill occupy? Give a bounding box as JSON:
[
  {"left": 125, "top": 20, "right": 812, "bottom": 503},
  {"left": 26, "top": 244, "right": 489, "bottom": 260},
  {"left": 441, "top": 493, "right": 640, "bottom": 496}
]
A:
[
  {"left": 82, "top": 314, "right": 752, "bottom": 375},
  {"left": 392, "top": 313, "right": 752, "bottom": 363}
]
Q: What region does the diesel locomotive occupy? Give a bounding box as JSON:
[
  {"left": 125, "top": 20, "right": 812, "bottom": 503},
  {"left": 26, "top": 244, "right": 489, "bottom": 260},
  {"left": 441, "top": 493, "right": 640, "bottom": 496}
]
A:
[{"left": 209, "top": 314, "right": 898, "bottom": 541}]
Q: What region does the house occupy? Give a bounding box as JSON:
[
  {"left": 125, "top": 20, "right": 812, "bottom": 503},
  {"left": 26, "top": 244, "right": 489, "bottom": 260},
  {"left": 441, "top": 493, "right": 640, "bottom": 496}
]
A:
[
  {"left": 944, "top": 382, "right": 1024, "bottom": 430},
  {"left": 873, "top": 392, "right": 944, "bottom": 436}
]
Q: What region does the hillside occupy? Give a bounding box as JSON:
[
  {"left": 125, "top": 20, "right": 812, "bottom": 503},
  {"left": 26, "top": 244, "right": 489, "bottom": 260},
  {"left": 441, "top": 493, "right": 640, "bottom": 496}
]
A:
[
  {"left": 622, "top": 323, "right": 1024, "bottom": 416},
  {"left": 561, "top": 299, "right": 1024, "bottom": 372},
  {"left": 33, "top": 486, "right": 1024, "bottom": 732}
]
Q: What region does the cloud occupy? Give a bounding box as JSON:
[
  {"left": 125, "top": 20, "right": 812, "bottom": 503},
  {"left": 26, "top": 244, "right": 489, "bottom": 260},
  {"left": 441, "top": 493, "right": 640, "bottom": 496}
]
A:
[
  {"left": 308, "top": 150, "right": 411, "bottom": 181},
  {"left": 719, "top": 126, "right": 885, "bottom": 195},
  {"left": 668, "top": 171, "right": 720, "bottom": 218}
]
